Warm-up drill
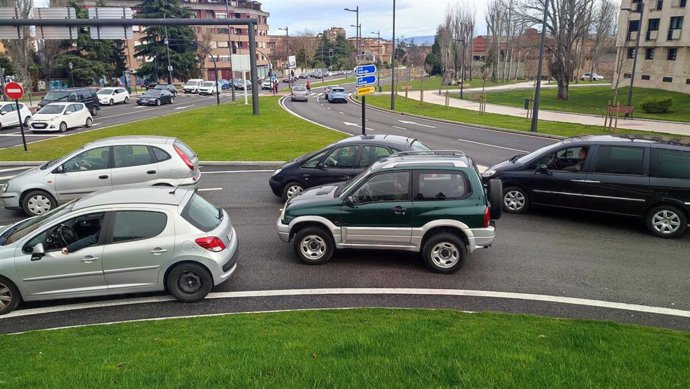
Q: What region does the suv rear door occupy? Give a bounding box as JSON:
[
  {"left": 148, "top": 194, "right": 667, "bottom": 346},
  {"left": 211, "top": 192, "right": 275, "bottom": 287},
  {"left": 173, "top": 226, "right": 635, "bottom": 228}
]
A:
[{"left": 411, "top": 169, "right": 484, "bottom": 227}]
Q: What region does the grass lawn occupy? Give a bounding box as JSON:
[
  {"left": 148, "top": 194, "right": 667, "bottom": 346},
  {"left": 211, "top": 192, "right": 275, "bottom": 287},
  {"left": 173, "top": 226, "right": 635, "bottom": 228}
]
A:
[
  {"left": 364, "top": 94, "right": 689, "bottom": 141},
  {"left": 0, "top": 97, "right": 346, "bottom": 161},
  {"left": 464, "top": 86, "right": 690, "bottom": 123},
  {"left": 382, "top": 75, "right": 522, "bottom": 92},
  {"left": 1, "top": 309, "right": 687, "bottom": 387}
]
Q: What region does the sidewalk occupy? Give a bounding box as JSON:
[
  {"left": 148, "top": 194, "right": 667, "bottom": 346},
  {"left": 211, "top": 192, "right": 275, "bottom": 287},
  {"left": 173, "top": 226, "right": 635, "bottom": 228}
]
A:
[{"left": 400, "top": 84, "right": 690, "bottom": 137}]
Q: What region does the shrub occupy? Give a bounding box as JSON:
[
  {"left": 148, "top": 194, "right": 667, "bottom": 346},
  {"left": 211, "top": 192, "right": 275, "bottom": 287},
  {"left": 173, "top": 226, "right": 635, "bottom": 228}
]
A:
[{"left": 641, "top": 97, "right": 673, "bottom": 114}]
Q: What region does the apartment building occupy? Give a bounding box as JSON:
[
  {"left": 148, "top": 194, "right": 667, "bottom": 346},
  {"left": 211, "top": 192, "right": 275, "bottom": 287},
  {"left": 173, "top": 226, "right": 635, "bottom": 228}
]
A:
[
  {"left": 616, "top": 0, "right": 690, "bottom": 93},
  {"left": 84, "top": 0, "right": 271, "bottom": 81}
]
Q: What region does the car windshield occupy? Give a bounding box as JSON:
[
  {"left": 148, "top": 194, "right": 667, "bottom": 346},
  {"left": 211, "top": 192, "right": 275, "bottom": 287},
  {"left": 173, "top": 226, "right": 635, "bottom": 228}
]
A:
[
  {"left": 335, "top": 166, "right": 373, "bottom": 197},
  {"left": 292, "top": 86, "right": 307, "bottom": 91},
  {"left": 202, "top": 82, "right": 215, "bottom": 87},
  {"left": 515, "top": 142, "right": 563, "bottom": 164},
  {"left": 332, "top": 88, "right": 345, "bottom": 92},
  {"left": 411, "top": 140, "right": 431, "bottom": 151},
  {"left": 154, "top": 85, "right": 166, "bottom": 90},
  {"left": 37, "top": 105, "right": 65, "bottom": 115},
  {"left": 144, "top": 90, "right": 162, "bottom": 96},
  {"left": 43, "top": 91, "right": 70, "bottom": 101},
  {"left": 97, "top": 88, "right": 115, "bottom": 95},
  {"left": 0, "top": 200, "right": 76, "bottom": 246}
]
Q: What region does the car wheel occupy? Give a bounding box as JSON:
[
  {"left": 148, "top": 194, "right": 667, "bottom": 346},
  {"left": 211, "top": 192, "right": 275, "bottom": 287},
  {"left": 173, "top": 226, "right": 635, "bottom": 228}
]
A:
[
  {"left": 109, "top": 99, "right": 114, "bottom": 106},
  {"left": 166, "top": 263, "right": 213, "bottom": 302},
  {"left": 89, "top": 106, "right": 98, "bottom": 116},
  {"left": 646, "top": 205, "right": 688, "bottom": 238},
  {"left": 124, "top": 96, "right": 129, "bottom": 104},
  {"left": 503, "top": 186, "right": 529, "bottom": 214},
  {"left": 59, "top": 121, "right": 68, "bottom": 133},
  {"left": 0, "top": 276, "right": 21, "bottom": 315},
  {"left": 282, "top": 182, "right": 304, "bottom": 201},
  {"left": 22, "top": 190, "right": 56, "bottom": 216},
  {"left": 156, "top": 99, "right": 161, "bottom": 106},
  {"left": 22, "top": 116, "right": 31, "bottom": 127},
  {"left": 293, "top": 226, "right": 334, "bottom": 265},
  {"left": 488, "top": 179, "right": 503, "bottom": 219},
  {"left": 422, "top": 232, "right": 467, "bottom": 274},
  {"left": 85, "top": 117, "right": 93, "bottom": 128}
]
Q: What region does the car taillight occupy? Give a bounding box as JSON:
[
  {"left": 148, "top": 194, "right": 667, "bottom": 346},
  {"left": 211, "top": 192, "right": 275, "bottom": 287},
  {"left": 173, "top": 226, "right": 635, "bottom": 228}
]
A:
[
  {"left": 195, "top": 237, "right": 226, "bottom": 252},
  {"left": 175, "top": 146, "right": 195, "bottom": 170},
  {"left": 483, "top": 207, "right": 491, "bottom": 228}
]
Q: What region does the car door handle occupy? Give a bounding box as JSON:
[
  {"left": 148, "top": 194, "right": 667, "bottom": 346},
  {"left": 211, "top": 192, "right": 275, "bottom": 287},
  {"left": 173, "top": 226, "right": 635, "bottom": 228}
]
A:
[
  {"left": 147, "top": 170, "right": 156, "bottom": 174},
  {"left": 81, "top": 255, "right": 99, "bottom": 263},
  {"left": 150, "top": 248, "right": 168, "bottom": 255},
  {"left": 98, "top": 175, "right": 109, "bottom": 179},
  {"left": 392, "top": 206, "right": 406, "bottom": 215}
]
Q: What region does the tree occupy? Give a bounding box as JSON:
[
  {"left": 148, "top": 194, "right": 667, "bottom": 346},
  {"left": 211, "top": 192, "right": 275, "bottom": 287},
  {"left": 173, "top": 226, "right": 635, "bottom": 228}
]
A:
[
  {"left": 485, "top": 0, "right": 504, "bottom": 83},
  {"left": 425, "top": 35, "right": 442, "bottom": 76},
  {"left": 588, "top": 0, "right": 617, "bottom": 82},
  {"left": 135, "top": 0, "right": 199, "bottom": 82},
  {"left": 0, "top": 55, "right": 15, "bottom": 76}
]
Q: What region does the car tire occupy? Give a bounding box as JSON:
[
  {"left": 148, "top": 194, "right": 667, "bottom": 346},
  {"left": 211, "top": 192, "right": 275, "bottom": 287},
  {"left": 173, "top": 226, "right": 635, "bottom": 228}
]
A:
[
  {"left": 124, "top": 96, "right": 129, "bottom": 104},
  {"left": 156, "top": 99, "right": 161, "bottom": 106},
  {"left": 503, "top": 186, "right": 529, "bottom": 214},
  {"left": 0, "top": 276, "right": 21, "bottom": 315},
  {"left": 488, "top": 179, "right": 503, "bottom": 219},
  {"left": 646, "top": 204, "right": 688, "bottom": 239},
  {"left": 23, "top": 116, "right": 31, "bottom": 127},
  {"left": 166, "top": 262, "right": 213, "bottom": 302},
  {"left": 85, "top": 117, "right": 93, "bottom": 128},
  {"left": 293, "top": 226, "right": 334, "bottom": 265},
  {"left": 109, "top": 99, "right": 114, "bottom": 106},
  {"left": 282, "top": 182, "right": 304, "bottom": 201},
  {"left": 22, "top": 190, "right": 56, "bottom": 216},
  {"left": 422, "top": 232, "right": 467, "bottom": 274},
  {"left": 89, "top": 106, "right": 98, "bottom": 116},
  {"left": 59, "top": 121, "right": 68, "bottom": 133}
]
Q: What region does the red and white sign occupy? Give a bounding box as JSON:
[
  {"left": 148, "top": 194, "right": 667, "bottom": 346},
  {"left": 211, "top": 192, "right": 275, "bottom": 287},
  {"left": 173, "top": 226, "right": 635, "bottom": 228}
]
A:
[{"left": 4, "top": 82, "right": 23, "bottom": 100}]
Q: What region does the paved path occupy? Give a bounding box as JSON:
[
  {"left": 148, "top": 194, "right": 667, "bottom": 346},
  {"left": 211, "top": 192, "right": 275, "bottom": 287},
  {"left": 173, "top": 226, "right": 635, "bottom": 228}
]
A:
[{"left": 400, "top": 82, "right": 690, "bottom": 137}]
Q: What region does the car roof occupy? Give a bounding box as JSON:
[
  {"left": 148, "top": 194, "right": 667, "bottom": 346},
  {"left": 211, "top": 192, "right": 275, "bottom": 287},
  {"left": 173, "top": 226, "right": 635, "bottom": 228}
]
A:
[
  {"left": 373, "top": 151, "right": 473, "bottom": 171},
  {"left": 335, "top": 134, "right": 422, "bottom": 148},
  {"left": 563, "top": 135, "right": 690, "bottom": 148},
  {"left": 41, "top": 102, "right": 75, "bottom": 107},
  {"left": 73, "top": 187, "right": 193, "bottom": 210},
  {"left": 85, "top": 135, "right": 176, "bottom": 147}
]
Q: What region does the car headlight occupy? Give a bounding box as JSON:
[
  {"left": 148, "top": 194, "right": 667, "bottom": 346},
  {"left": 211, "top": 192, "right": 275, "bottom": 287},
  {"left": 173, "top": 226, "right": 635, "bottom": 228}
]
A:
[
  {"left": 273, "top": 168, "right": 282, "bottom": 176},
  {"left": 0, "top": 183, "right": 7, "bottom": 192},
  {"left": 481, "top": 169, "right": 496, "bottom": 178},
  {"left": 279, "top": 206, "right": 286, "bottom": 221}
]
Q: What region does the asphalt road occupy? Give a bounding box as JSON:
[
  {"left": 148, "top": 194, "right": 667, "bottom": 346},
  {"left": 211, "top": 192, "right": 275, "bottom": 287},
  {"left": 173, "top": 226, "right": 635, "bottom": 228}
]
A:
[{"left": 0, "top": 81, "right": 688, "bottom": 333}]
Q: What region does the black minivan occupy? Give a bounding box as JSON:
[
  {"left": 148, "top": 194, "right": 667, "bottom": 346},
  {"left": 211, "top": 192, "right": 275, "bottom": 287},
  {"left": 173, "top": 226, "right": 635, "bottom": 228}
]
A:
[
  {"left": 482, "top": 135, "right": 690, "bottom": 238},
  {"left": 38, "top": 88, "right": 100, "bottom": 116}
]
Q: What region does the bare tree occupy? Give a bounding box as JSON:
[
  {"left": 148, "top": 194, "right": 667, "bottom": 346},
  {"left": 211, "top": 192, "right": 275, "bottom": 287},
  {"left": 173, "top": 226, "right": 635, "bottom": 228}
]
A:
[
  {"left": 485, "top": 0, "right": 504, "bottom": 83},
  {"left": 0, "top": 0, "right": 34, "bottom": 91},
  {"left": 449, "top": 2, "right": 475, "bottom": 83},
  {"left": 588, "top": 0, "right": 618, "bottom": 81},
  {"left": 36, "top": 0, "right": 69, "bottom": 86},
  {"left": 521, "top": 0, "right": 596, "bottom": 100},
  {"left": 438, "top": 13, "right": 455, "bottom": 85}
]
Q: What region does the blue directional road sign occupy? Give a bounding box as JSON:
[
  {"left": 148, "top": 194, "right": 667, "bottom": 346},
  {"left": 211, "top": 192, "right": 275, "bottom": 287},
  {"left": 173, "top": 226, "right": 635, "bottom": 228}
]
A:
[
  {"left": 356, "top": 75, "right": 377, "bottom": 87},
  {"left": 355, "top": 64, "right": 377, "bottom": 76}
]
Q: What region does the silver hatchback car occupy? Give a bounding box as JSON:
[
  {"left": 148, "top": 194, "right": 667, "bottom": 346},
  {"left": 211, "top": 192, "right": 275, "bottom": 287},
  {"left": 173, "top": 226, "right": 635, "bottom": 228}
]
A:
[
  {"left": 0, "top": 136, "right": 201, "bottom": 216},
  {"left": 0, "top": 187, "right": 238, "bottom": 315}
]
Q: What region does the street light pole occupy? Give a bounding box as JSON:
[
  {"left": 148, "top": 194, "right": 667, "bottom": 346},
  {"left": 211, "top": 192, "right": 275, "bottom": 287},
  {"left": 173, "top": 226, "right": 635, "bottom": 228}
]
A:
[
  {"left": 317, "top": 33, "right": 325, "bottom": 83},
  {"left": 279, "top": 26, "right": 290, "bottom": 87},
  {"left": 371, "top": 31, "right": 382, "bottom": 91},
  {"left": 622, "top": 2, "right": 645, "bottom": 108},
  {"left": 529, "top": 0, "right": 549, "bottom": 133},
  {"left": 344, "top": 6, "right": 359, "bottom": 57},
  {"left": 225, "top": 0, "right": 236, "bottom": 101},
  {"left": 163, "top": 15, "right": 173, "bottom": 85},
  {"left": 391, "top": 0, "right": 396, "bottom": 110},
  {"left": 68, "top": 61, "right": 75, "bottom": 86}
]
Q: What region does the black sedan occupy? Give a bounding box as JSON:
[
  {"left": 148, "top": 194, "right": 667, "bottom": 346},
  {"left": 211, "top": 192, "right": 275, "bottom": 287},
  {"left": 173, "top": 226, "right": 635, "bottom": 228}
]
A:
[
  {"left": 153, "top": 84, "right": 178, "bottom": 97},
  {"left": 137, "top": 89, "right": 174, "bottom": 106}
]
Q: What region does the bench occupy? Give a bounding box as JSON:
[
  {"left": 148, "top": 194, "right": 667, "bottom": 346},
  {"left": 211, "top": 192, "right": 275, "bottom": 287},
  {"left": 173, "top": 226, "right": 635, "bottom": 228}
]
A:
[{"left": 607, "top": 105, "right": 634, "bottom": 119}]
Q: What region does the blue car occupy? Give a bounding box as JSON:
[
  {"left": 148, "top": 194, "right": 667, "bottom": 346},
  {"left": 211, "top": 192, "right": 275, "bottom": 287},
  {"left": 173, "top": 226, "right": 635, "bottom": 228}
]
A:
[{"left": 218, "top": 79, "right": 232, "bottom": 90}]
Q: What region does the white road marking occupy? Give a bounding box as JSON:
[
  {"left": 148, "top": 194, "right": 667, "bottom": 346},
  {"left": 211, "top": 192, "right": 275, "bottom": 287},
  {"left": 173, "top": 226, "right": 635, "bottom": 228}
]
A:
[
  {"left": 339, "top": 111, "right": 345, "bottom": 114},
  {"left": 343, "top": 121, "right": 359, "bottom": 127},
  {"left": 457, "top": 138, "right": 529, "bottom": 153},
  {"left": 198, "top": 187, "right": 223, "bottom": 192},
  {"left": 174, "top": 105, "right": 194, "bottom": 110},
  {"left": 0, "top": 166, "right": 32, "bottom": 173},
  {"left": 3, "top": 288, "right": 689, "bottom": 320},
  {"left": 392, "top": 126, "right": 407, "bottom": 130},
  {"left": 399, "top": 120, "right": 436, "bottom": 128},
  {"left": 201, "top": 169, "right": 273, "bottom": 174},
  {"left": 0, "top": 133, "right": 63, "bottom": 137}
]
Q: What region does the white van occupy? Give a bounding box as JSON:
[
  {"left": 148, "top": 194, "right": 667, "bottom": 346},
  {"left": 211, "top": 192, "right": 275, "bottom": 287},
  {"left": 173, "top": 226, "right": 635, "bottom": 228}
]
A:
[{"left": 183, "top": 79, "right": 204, "bottom": 94}]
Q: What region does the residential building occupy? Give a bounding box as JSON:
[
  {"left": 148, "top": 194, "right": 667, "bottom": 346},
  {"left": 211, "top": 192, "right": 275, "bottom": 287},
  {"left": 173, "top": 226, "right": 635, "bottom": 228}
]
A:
[{"left": 615, "top": 0, "right": 690, "bottom": 93}]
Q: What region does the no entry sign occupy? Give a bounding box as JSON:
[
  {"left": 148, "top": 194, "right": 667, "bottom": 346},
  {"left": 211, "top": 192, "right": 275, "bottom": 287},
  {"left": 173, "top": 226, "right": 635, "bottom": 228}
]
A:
[{"left": 4, "top": 82, "right": 24, "bottom": 100}]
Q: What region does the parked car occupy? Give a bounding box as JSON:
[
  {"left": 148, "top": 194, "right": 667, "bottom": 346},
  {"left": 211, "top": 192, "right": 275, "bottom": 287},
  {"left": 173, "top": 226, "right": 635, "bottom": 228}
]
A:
[
  {"left": 198, "top": 81, "right": 218, "bottom": 95},
  {"left": 218, "top": 79, "right": 232, "bottom": 90},
  {"left": 269, "top": 134, "right": 431, "bottom": 201},
  {"left": 0, "top": 187, "right": 238, "bottom": 315},
  {"left": 97, "top": 87, "right": 130, "bottom": 105},
  {"left": 233, "top": 79, "right": 252, "bottom": 90},
  {"left": 291, "top": 85, "right": 309, "bottom": 102},
  {"left": 29, "top": 102, "right": 92, "bottom": 133},
  {"left": 183, "top": 79, "right": 204, "bottom": 93},
  {"left": 38, "top": 88, "right": 100, "bottom": 116},
  {"left": 0, "top": 136, "right": 201, "bottom": 216},
  {"left": 137, "top": 89, "right": 175, "bottom": 106},
  {"left": 482, "top": 135, "right": 690, "bottom": 238},
  {"left": 261, "top": 79, "right": 273, "bottom": 90},
  {"left": 0, "top": 102, "right": 32, "bottom": 130},
  {"left": 327, "top": 86, "right": 348, "bottom": 103},
  {"left": 153, "top": 84, "right": 178, "bottom": 97},
  {"left": 277, "top": 151, "right": 502, "bottom": 273},
  {"left": 581, "top": 72, "right": 605, "bottom": 81}
]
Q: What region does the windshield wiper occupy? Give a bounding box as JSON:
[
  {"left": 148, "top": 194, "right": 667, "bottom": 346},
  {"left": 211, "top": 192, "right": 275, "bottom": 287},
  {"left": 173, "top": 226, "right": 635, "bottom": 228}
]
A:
[{"left": 40, "top": 160, "right": 54, "bottom": 170}]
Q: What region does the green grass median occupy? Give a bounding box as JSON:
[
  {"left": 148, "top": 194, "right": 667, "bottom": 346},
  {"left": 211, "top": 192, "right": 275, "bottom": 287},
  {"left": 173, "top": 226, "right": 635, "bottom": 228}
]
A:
[
  {"left": 1, "top": 309, "right": 687, "bottom": 387},
  {"left": 0, "top": 97, "right": 346, "bottom": 161}
]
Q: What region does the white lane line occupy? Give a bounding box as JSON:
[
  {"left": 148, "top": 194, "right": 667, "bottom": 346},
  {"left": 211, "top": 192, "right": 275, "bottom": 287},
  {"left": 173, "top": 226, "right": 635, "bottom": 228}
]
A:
[
  {"left": 174, "top": 105, "right": 195, "bottom": 110},
  {"left": 4, "top": 288, "right": 689, "bottom": 319},
  {"left": 457, "top": 138, "right": 529, "bottom": 153},
  {"left": 392, "top": 126, "right": 407, "bottom": 130},
  {"left": 339, "top": 111, "right": 345, "bottom": 114},
  {"left": 399, "top": 120, "right": 436, "bottom": 128},
  {"left": 0, "top": 133, "right": 62, "bottom": 137},
  {"left": 198, "top": 187, "right": 223, "bottom": 192},
  {"left": 201, "top": 169, "right": 273, "bottom": 174},
  {"left": 0, "top": 166, "right": 32, "bottom": 173}
]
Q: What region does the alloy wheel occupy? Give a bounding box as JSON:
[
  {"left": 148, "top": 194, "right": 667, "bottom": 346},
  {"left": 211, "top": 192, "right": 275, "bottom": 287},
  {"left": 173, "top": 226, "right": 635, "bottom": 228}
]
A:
[
  {"left": 300, "top": 235, "right": 327, "bottom": 260},
  {"left": 651, "top": 209, "right": 681, "bottom": 235},
  {"left": 429, "top": 242, "right": 460, "bottom": 269}
]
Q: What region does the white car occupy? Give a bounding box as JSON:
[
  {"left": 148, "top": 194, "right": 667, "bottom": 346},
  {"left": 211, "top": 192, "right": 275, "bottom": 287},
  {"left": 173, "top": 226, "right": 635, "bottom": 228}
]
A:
[
  {"left": 197, "top": 81, "right": 218, "bottom": 95},
  {"left": 261, "top": 79, "right": 272, "bottom": 90},
  {"left": 97, "top": 87, "right": 130, "bottom": 105},
  {"left": 29, "top": 102, "right": 93, "bottom": 132},
  {"left": 183, "top": 79, "right": 204, "bottom": 93},
  {"left": 581, "top": 72, "right": 605, "bottom": 81},
  {"left": 0, "top": 102, "right": 32, "bottom": 130}
]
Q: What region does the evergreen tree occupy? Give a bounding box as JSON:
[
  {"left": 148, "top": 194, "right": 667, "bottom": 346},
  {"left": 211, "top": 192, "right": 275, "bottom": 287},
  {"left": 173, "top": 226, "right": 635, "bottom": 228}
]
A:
[{"left": 135, "top": 0, "right": 199, "bottom": 82}]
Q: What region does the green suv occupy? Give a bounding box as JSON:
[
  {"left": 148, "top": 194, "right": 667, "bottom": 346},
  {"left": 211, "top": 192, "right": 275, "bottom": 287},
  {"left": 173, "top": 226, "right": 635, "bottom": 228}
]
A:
[{"left": 277, "top": 151, "right": 503, "bottom": 273}]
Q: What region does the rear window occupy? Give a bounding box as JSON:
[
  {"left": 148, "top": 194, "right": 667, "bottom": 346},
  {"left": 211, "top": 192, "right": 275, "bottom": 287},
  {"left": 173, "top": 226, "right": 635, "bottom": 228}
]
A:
[
  {"left": 152, "top": 147, "right": 171, "bottom": 162},
  {"left": 112, "top": 211, "right": 167, "bottom": 243},
  {"left": 593, "top": 146, "right": 645, "bottom": 175},
  {"left": 181, "top": 193, "right": 222, "bottom": 232},
  {"left": 174, "top": 140, "right": 197, "bottom": 159},
  {"left": 416, "top": 171, "right": 470, "bottom": 201},
  {"left": 650, "top": 148, "right": 690, "bottom": 179}
]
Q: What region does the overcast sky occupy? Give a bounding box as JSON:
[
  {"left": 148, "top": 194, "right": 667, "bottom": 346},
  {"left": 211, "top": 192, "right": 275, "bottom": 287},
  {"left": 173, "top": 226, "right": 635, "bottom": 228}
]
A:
[{"left": 261, "top": 0, "right": 487, "bottom": 40}]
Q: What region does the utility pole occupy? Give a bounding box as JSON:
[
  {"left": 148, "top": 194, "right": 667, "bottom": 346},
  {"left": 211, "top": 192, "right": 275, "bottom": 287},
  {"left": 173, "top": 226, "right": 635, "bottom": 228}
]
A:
[
  {"left": 391, "top": 0, "right": 396, "bottom": 110},
  {"left": 344, "top": 6, "right": 359, "bottom": 56},
  {"left": 372, "top": 31, "right": 381, "bottom": 92},
  {"left": 530, "top": 0, "right": 549, "bottom": 133},
  {"left": 622, "top": 1, "right": 645, "bottom": 109},
  {"left": 225, "top": 0, "right": 236, "bottom": 101},
  {"left": 279, "top": 26, "right": 290, "bottom": 87}
]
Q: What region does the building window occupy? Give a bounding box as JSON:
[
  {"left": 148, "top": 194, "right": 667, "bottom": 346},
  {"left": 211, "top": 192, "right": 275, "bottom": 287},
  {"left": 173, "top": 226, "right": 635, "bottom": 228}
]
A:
[
  {"left": 627, "top": 20, "right": 640, "bottom": 40},
  {"left": 624, "top": 73, "right": 632, "bottom": 78},
  {"left": 667, "top": 48, "right": 678, "bottom": 60},
  {"left": 657, "top": 0, "right": 664, "bottom": 8},
  {"left": 662, "top": 77, "right": 673, "bottom": 82},
  {"left": 641, "top": 75, "right": 651, "bottom": 80},
  {"left": 645, "top": 48, "right": 655, "bottom": 59},
  {"left": 668, "top": 16, "right": 684, "bottom": 40},
  {"left": 627, "top": 48, "right": 636, "bottom": 59},
  {"left": 686, "top": 79, "right": 690, "bottom": 84},
  {"left": 216, "top": 12, "right": 227, "bottom": 19},
  {"left": 673, "top": 0, "right": 687, "bottom": 7},
  {"left": 647, "top": 18, "right": 660, "bottom": 40}
]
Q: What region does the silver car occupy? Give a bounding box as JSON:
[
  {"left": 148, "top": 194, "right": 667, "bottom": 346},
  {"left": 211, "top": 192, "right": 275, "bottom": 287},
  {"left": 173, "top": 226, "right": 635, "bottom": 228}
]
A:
[
  {"left": 0, "top": 136, "right": 201, "bottom": 216},
  {"left": 0, "top": 187, "right": 238, "bottom": 315},
  {"left": 290, "top": 85, "right": 309, "bottom": 102}
]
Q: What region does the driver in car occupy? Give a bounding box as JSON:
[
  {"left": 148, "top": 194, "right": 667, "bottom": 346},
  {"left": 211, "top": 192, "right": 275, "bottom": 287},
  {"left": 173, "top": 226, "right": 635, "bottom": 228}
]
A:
[{"left": 61, "top": 221, "right": 102, "bottom": 254}]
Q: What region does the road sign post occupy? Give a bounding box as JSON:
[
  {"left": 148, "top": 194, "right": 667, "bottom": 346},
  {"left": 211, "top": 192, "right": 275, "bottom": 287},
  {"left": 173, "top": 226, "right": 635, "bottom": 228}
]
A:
[
  {"left": 354, "top": 65, "right": 378, "bottom": 136},
  {"left": 4, "top": 82, "right": 27, "bottom": 151}
]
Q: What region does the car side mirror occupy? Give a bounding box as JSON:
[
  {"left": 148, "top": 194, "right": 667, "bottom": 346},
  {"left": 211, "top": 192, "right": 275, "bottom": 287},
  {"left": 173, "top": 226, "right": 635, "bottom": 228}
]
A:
[
  {"left": 0, "top": 111, "right": 5, "bottom": 115},
  {"left": 31, "top": 243, "right": 46, "bottom": 261},
  {"left": 65, "top": 111, "right": 72, "bottom": 115},
  {"left": 317, "top": 162, "right": 327, "bottom": 170},
  {"left": 536, "top": 164, "right": 551, "bottom": 175},
  {"left": 53, "top": 165, "right": 64, "bottom": 174},
  {"left": 344, "top": 196, "right": 356, "bottom": 207}
]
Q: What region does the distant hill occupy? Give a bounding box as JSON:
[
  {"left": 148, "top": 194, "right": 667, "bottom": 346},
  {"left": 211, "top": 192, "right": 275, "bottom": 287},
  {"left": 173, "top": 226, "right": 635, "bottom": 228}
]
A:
[{"left": 402, "top": 36, "right": 435, "bottom": 46}]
